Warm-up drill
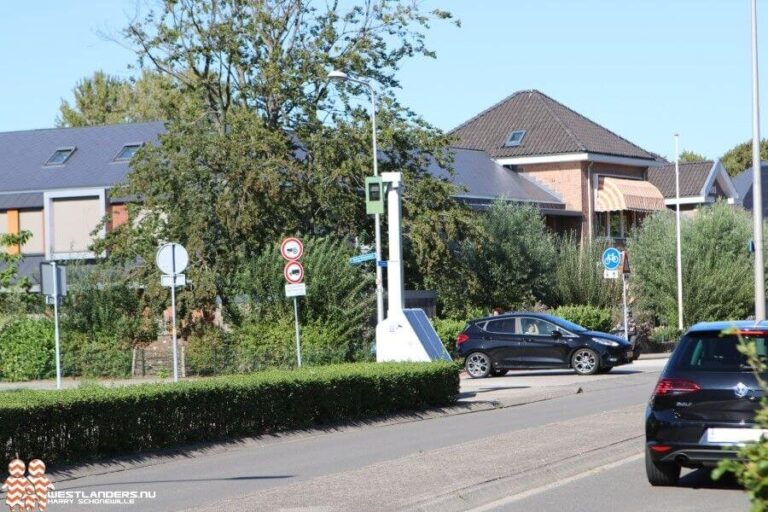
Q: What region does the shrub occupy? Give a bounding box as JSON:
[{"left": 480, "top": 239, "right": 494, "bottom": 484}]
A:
[
  {"left": 433, "top": 318, "right": 467, "bottom": 355},
  {"left": 552, "top": 234, "right": 622, "bottom": 308},
  {"left": 627, "top": 202, "right": 754, "bottom": 328},
  {"left": 61, "top": 331, "right": 132, "bottom": 379},
  {"left": 186, "top": 326, "right": 234, "bottom": 375},
  {"left": 552, "top": 305, "right": 612, "bottom": 332},
  {"left": 0, "top": 317, "right": 55, "bottom": 382},
  {"left": 0, "top": 362, "right": 459, "bottom": 464},
  {"left": 232, "top": 318, "right": 357, "bottom": 372}
]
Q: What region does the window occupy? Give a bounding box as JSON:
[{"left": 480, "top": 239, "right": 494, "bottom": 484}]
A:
[
  {"left": 504, "top": 130, "right": 527, "bottom": 147},
  {"left": 45, "top": 147, "right": 75, "bottom": 166},
  {"left": 114, "top": 144, "right": 142, "bottom": 161},
  {"left": 673, "top": 333, "right": 768, "bottom": 372},
  {"left": 485, "top": 319, "right": 517, "bottom": 333},
  {"left": 518, "top": 318, "right": 559, "bottom": 336}
]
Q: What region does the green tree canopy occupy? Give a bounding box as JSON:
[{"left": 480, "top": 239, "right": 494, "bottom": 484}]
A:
[
  {"left": 721, "top": 139, "right": 768, "bottom": 176},
  {"left": 627, "top": 201, "right": 755, "bottom": 328},
  {"left": 95, "top": 0, "right": 473, "bottom": 323},
  {"left": 679, "top": 150, "right": 707, "bottom": 163}
]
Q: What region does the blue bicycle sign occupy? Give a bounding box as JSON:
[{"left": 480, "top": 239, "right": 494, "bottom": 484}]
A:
[{"left": 602, "top": 248, "right": 621, "bottom": 270}]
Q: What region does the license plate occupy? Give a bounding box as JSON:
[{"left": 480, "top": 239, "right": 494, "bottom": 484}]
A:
[{"left": 706, "top": 428, "right": 768, "bottom": 444}]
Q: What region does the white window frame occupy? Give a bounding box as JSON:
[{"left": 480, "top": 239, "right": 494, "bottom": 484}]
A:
[{"left": 43, "top": 188, "right": 107, "bottom": 260}]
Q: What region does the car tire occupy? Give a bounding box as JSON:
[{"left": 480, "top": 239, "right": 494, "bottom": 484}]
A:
[
  {"left": 645, "top": 446, "right": 680, "bottom": 486},
  {"left": 465, "top": 352, "right": 492, "bottom": 379},
  {"left": 491, "top": 369, "right": 509, "bottom": 377},
  {"left": 598, "top": 366, "right": 613, "bottom": 374},
  {"left": 571, "top": 348, "right": 600, "bottom": 375}
]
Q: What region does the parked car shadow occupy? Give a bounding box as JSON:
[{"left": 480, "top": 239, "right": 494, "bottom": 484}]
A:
[{"left": 496, "top": 369, "right": 643, "bottom": 377}]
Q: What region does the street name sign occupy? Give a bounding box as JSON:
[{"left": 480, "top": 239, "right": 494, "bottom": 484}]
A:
[{"left": 349, "top": 252, "right": 376, "bottom": 265}]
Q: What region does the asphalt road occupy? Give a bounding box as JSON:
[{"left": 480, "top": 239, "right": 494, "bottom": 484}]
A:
[{"left": 46, "top": 359, "right": 751, "bottom": 511}]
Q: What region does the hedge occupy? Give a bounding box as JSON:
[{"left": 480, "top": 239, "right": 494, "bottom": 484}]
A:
[{"left": 0, "top": 362, "right": 458, "bottom": 464}]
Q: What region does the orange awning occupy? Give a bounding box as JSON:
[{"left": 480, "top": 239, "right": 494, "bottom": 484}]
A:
[{"left": 595, "top": 177, "right": 666, "bottom": 212}]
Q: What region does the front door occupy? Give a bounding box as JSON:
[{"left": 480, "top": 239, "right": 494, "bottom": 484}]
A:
[{"left": 518, "top": 317, "right": 570, "bottom": 367}]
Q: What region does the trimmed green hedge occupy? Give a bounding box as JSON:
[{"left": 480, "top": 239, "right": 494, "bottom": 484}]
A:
[{"left": 0, "top": 362, "right": 458, "bottom": 464}]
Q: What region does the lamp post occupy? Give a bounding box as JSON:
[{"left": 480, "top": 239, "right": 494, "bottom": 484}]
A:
[
  {"left": 327, "top": 70, "right": 385, "bottom": 324},
  {"left": 752, "top": 0, "right": 766, "bottom": 321},
  {"left": 674, "top": 134, "right": 684, "bottom": 331}
]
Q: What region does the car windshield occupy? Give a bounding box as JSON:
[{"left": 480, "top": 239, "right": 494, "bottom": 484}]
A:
[
  {"left": 553, "top": 317, "right": 588, "bottom": 333},
  {"left": 673, "top": 332, "right": 768, "bottom": 372}
]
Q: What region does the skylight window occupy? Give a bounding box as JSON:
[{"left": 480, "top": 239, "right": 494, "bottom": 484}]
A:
[
  {"left": 114, "top": 144, "right": 142, "bottom": 162},
  {"left": 45, "top": 147, "right": 76, "bottom": 166},
  {"left": 504, "top": 130, "right": 527, "bottom": 147}
]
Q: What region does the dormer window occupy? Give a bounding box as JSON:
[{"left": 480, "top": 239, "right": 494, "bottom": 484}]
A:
[
  {"left": 114, "top": 144, "right": 142, "bottom": 162},
  {"left": 504, "top": 130, "right": 527, "bottom": 147},
  {"left": 45, "top": 147, "right": 75, "bottom": 166}
]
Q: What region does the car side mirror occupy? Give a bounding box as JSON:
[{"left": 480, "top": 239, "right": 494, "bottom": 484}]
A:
[{"left": 551, "top": 330, "right": 562, "bottom": 339}]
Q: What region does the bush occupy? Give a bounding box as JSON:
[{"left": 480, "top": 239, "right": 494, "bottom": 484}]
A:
[
  {"left": 0, "top": 317, "right": 55, "bottom": 381},
  {"left": 61, "top": 332, "right": 132, "bottom": 379},
  {"left": 552, "top": 305, "right": 612, "bottom": 332},
  {"left": 186, "top": 326, "right": 234, "bottom": 375},
  {"left": 627, "top": 202, "right": 754, "bottom": 327},
  {"left": 0, "top": 362, "right": 459, "bottom": 464},
  {"left": 433, "top": 318, "right": 467, "bottom": 356},
  {"left": 552, "top": 235, "right": 622, "bottom": 308},
  {"left": 232, "top": 318, "right": 358, "bottom": 372}
]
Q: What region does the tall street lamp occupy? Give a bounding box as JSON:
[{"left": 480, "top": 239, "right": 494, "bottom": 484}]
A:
[
  {"left": 674, "top": 134, "right": 684, "bottom": 331},
  {"left": 327, "top": 70, "right": 385, "bottom": 324},
  {"left": 752, "top": 0, "right": 765, "bottom": 321}
]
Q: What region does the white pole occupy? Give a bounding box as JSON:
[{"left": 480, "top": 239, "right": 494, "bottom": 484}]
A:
[
  {"left": 294, "top": 297, "right": 302, "bottom": 367},
  {"left": 753, "top": 0, "right": 766, "bottom": 321},
  {"left": 622, "top": 265, "right": 629, "bottom": 342},
  {"left": 170, "top": 275, "right": 179, "bottom": 382},
  {"left": 52, "top": 261, "right": 62, "bottom": 390},
  {"left": 674, "top": 134, "right": 684, "bottom": 330},
  {"left": 384, "top": 173, "right": 405, "bottom": 315}
]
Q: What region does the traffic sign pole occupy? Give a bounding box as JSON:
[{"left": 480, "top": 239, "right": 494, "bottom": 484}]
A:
[
  {"left": 622, "top": 273, "right": 630, "bottom": 342},
  {"left": 52, "top": 261, "right": 62, "bottom": 390},
  {"left": 171, "top": 272, "right": 179, "bottom": 382},
  {"left": 294, "top": 297, "right": 302, "bottom": 367}
]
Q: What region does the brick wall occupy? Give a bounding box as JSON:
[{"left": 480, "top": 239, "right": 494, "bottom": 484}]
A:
[{"left": 519, "top": 161, "right": 583, "bottom": 211}]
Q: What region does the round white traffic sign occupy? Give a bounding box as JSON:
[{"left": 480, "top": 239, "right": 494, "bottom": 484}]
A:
[
  {"left": 284, "top": 261, "right": 304, "bottom": 284},
  {"left": 156, "top": 243, "right": 189, "bottom": 275},
  {"left": 280, "top": 237, "right": 304, "bottom": 261}
]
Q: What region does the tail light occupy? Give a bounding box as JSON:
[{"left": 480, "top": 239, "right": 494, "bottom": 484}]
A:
[
  {"left": 653, "top": 378, "right": 700, "bottom": 397},
  {"left": 456, "top": 333, "right": 470, "bottom": 345}
]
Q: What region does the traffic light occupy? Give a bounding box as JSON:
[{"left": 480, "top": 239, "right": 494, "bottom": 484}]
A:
[{"left": 365, "top": 176, "right": 385, "bottom": 215}]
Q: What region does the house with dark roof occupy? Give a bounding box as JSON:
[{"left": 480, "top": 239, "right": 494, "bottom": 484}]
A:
[
  {"left": 0, "top": 122, "right": 165, "bottom": 277},
  {"left": 648, "top": 160, "right": 738, "bottom": 212},
  {"left": 734, "top": 162, "right": 768, "bottom": 217},
  {"left": 450, "top": 89, "right": 668, "bottom": 241}
]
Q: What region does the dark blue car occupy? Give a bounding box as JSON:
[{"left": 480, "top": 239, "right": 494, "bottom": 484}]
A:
[
  {"left": 645, "top": 320, "right": 768, "bottom": 486},
  {"left": 456, "top": 312, "right": 634, "bottom": 378}
]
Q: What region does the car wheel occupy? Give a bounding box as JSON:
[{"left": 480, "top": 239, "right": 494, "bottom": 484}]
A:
[
  {"left": 572, "top": 348, "right": 600, "bottom": 375},
  {"left": 491, "top": 369, "right": 509, "bottom": 377},
  {"left": 598, "top": 366, "right": 613, "bottom": 374},
  {"left": 645, "top": 446, "right": 680, "bottom": 486},
  {"left": 465, "top": 352, "right": 492, "bottom": 378}
]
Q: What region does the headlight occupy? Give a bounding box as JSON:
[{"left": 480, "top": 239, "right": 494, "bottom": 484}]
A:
[{"left": 591, "top": 337, "right": 619, "bottom": 347}]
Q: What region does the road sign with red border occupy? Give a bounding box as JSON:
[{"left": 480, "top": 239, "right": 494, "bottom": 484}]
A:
[
  {"left": 284, "top": 261, "right": 305, "bottom": 284},
  {"left": 280, "top": 237, "right": 304, "bottom": 261}
]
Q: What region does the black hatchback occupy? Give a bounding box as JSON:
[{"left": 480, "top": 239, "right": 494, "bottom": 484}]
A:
[
  {"left": 645, "top": 321, "right": 768, "bottom": 486},
  {"left": 456, "top": 312, "right": 634, "bottom": 378}
]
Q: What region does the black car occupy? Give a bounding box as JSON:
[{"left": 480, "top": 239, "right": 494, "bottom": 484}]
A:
[
  {"left": 645, "top": 321, "right": 768, "bottom": 486},
  {"left": 456, "top": 312, "right": 634, "bottom": 378}
]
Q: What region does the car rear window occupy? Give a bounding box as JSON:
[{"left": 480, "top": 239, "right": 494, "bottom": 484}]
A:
[{"left": 672, "top": 331, "right": 768, "bottom": 372}]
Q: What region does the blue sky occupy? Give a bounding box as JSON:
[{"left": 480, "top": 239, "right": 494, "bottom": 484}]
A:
[{"left": 0, "top": 1, "right": 764, "bottom": 160}]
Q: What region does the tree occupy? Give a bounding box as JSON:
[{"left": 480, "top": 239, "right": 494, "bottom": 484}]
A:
[
  {"left": 0, "top": 231, "right": 34, "bottom": 315},
  {"left": 627, "top": 202, "right": 755, "bottom": 327},
  {"left": 551, "top": 234, "right": 622, "bottom": 309},
  {"left": 463, "top": 201, "right": 556, "bottom": 311},
  {"left": 679, "top": 150, "right": 706, "bottom": 163},
  {"left": 57, "top": 70, "right": 190, "bottom": 127},
  {"left": 97, "top": 0, "right": 469, "bottom": 324},
  {"left": 721, "top": 139, "right": 768, "bottom": 176}
]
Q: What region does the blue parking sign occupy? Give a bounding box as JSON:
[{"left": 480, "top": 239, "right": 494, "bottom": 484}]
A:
[{"left": 602, "top": 247, "right": 621, "bottom": 270}]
